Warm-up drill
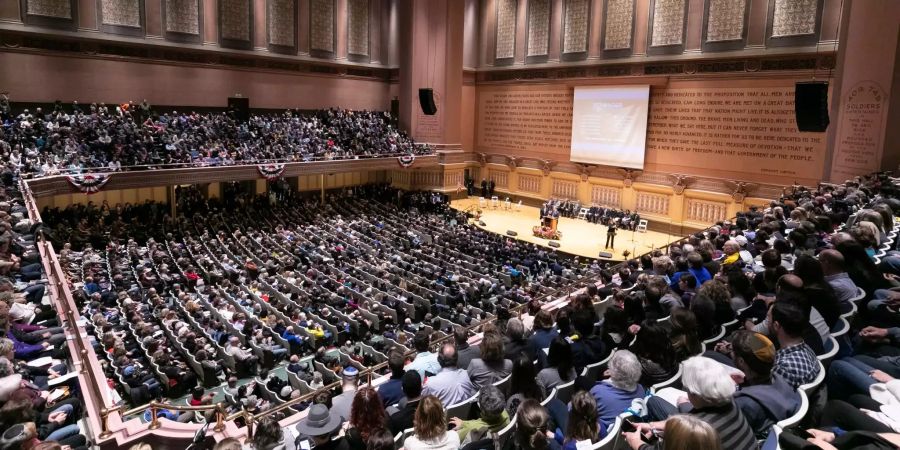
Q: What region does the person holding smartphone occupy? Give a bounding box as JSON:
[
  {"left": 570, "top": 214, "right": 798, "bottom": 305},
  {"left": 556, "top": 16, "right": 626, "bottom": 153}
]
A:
[{"left": 623, "top": 414, "right": 722, "bottom": 450}]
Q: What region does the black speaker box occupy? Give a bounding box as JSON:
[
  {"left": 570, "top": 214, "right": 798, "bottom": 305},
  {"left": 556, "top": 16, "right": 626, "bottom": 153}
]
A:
[
  {"left": 227, "top": 97, "right": 250, "bottom": 122},
  {"left": 598, "top": 251, "right": 613, "bottom": 259},
  {"left": 390, "top": 98, "right": 399, "bottom": 120},
  {"left": 548, "top": 241, "right": 561, "bottom": 248},
  {"left": 419, "top": 88, "right": 437, "bottom": 115},
  {"left": 506, "top": 230, "right": 518, "bottom": 236},
  {"left": 795, "top": 82, "right": 829, "bottom": 132},
  {"left": 477, "top": 221, "right": 486, "bottom": 226}
]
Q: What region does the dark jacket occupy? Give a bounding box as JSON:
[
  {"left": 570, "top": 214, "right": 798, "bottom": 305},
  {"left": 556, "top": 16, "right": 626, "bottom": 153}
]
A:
[
  {"left": 527, "top": 328, "right": 558, "bottom": 368},
  {"left": 734, "top": 375, "right": 801, "bottom": 436},
  {"left": 571, "top": 336, "right": 607, "bottom": 372},
  {"left": 504, "top": 337, "right": 530, "bottom": 361},
  {"left": 388, "top": 398, "right": 420, "bottom": 434}
]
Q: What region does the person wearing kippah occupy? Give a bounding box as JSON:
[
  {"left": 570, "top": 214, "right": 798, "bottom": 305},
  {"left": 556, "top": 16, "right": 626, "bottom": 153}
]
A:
[
  {"left": 730, "top": 330, "right": 803, "bottom": 437},
  {"left": 330, "top": 366, "right": 359, "bottom": 421}
]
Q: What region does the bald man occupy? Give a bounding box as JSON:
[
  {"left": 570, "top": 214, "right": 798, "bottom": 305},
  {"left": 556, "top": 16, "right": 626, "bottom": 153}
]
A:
[
  {"left": 747, "top": 274, "right": 829, "bottom": 353},
  {"left": 819, "top": 249, "right": 859, "bottom": 304}
]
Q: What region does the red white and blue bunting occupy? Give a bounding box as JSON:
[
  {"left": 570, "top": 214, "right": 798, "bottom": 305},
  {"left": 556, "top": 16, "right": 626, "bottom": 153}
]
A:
[
  {"left": 398, "top": 155, "right": 415, "bottom": 168},
  {"left": 257, "top": 164, "right": 286, "bottom": 181},
  {"left": 66, "top": 174, "right": 111, "bottom": 194}
]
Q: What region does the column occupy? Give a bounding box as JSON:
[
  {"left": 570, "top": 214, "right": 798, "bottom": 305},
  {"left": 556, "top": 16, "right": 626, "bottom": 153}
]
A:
[
  {"left": 826, "top": 0, "right": 900, "bottom": 181},
  {"left": 397, "top": 0, "right": 464, "bottom": 150},
  {"left": 167, "top": 185, "right": 177, "bottom": 218}
]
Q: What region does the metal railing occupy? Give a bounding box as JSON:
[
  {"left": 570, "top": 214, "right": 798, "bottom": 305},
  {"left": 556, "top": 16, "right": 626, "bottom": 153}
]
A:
[
  {"left": 20, "top": 179, "right": 119, "bottom": 442},
  {"left": 18, "top": 149, "right": 434, "bottom": 179}
]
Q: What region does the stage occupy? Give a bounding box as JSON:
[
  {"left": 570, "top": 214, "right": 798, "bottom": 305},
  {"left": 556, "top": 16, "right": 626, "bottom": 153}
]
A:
[{"left": 450, "top": 198, "right": 679, "bottom": 261}]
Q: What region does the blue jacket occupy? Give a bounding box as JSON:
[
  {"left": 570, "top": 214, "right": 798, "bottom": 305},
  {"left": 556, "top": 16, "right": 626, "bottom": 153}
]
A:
[
  {"left": 590, "top": 381, "right": 646, "bottom": 428},
  {"left": 378, "top": 376, "right": 405, "bottom": 407}
]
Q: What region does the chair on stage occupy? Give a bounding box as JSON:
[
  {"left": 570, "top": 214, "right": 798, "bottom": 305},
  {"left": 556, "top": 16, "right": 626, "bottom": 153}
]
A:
[
  {"left": 636, "top": 219, "right": 648, "bottom": 233},
  {"left": 515, "top": 200, "right": 523, "bottom": 211},
  {"left": 577, "top": 207, "right": 588, "bottom": 220},
  {"left": 491, "top": 196, "right": 499, "bottom": 209},
  {"left": 504, "top": 198, "right": 512, "bottom": 210},
  {"left": 479, "top": 197, "right": 487, "bottom": 209}
]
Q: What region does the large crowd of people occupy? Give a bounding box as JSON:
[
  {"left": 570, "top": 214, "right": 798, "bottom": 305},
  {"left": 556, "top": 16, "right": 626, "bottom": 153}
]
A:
[
  {"left": 9, "top": 166, "right": 900, "bottom": 450},
  {"left": 541, "top": 199, "right": 641, "bottom": 230},
  {"left": 0, "top": 101, "right": 430, "bottom": 176},
  {"left": 0, "top": 179, "right": 91, "bottom": 449}
]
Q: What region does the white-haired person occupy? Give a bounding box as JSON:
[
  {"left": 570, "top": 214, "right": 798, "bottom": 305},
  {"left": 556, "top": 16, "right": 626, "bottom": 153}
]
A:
[
  {"left": 589, "top": 350, "right": 646, "bottom": 429},
  {"left": 637, "top": 356, "right": 757, "bottom": 450}
]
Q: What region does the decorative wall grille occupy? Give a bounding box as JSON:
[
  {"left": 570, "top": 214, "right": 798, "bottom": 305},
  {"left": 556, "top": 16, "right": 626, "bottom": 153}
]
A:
[
  {"left": 635, "top": 192, "right": 670, "bottom": 215},
  {"left": 686, "top": 198, "right": 727, "bottom": 223},
  {"left": 590, "top": 185, "right": 621, "bottom": 208}
]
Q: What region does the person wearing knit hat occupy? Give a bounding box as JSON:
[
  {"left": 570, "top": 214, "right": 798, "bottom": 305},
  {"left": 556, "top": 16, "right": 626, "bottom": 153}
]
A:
[{"left": 730, "top": 330, "right": 802, "bottom": 436}]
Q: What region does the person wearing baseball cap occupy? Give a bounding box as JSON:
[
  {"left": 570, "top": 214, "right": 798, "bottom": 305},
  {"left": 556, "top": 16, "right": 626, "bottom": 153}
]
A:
[
  {"left": 295, "top": 403, "right": 349, "bottom": 450},
  {"left": 731, "top": 330, "right": 802, "bottom": 436}
]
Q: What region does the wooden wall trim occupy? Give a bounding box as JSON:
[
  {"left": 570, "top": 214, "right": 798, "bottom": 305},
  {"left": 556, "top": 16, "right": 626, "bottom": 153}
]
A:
[{"left": 26, "top": 155, "right": 440, "bottom": 197}]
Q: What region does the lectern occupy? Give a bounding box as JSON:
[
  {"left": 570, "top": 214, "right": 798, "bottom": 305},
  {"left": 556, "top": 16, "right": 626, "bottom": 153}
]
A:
[{"left": 542, "top": 216, "right": 558, "bottom": 232}]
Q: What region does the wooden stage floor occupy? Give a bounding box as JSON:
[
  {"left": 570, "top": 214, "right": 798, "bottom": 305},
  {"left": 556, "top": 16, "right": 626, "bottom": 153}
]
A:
[{"left": 450, "top": 198, "right": 679, "bottom": 262}]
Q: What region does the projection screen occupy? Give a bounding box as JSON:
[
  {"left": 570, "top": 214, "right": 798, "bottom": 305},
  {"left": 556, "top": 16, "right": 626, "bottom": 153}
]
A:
[{"left": 569, "top": 85, "right": 650, "bottom": 169}]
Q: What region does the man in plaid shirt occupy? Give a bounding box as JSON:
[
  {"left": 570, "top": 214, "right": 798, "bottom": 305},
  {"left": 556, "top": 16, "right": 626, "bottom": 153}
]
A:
[{"left": 771, "top": 301, "right": 821, "bottom": 388}]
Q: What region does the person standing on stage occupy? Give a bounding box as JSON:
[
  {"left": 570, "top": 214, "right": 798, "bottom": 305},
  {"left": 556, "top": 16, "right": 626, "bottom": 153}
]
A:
[
  {"left": 605, "top": 223, "right": 617, "bottom": 249},
  {"left": 481, "top": 179, "right": 488, "bottom": 198},
  {"left": 488, "top": 179, "right": 496, "bottom": 197}
]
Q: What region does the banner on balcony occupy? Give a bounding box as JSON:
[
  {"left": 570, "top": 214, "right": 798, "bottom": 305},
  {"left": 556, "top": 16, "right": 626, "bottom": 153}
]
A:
[
  {"left": 66, "top": 174, "right": 111, "bottom": 194},
  {"left": 398, "top": 155, "right": 415, "bottom": 168},
  {"left": 258, "top": 164, "right": 286, "bottom": 180}
]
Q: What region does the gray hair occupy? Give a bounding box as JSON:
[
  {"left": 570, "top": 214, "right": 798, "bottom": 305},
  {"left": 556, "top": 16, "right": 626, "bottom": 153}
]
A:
[
  {"left": 681, "top": 356, "right": 735, "bottom": 407},
  {"left": 0, "top": 338, "right": 13, "bottom": 358},
  {"left": 478, "top": 384, "right": 507, "bottom": 422},
  {"left": 0, "top": 357, "right": 12, "bottom": 377},
  {"left": 607, "top": 351, "right": 641, "bottom": 392},
  {"left": 506, "top": 318, "right": 525, "bottom": 341}
]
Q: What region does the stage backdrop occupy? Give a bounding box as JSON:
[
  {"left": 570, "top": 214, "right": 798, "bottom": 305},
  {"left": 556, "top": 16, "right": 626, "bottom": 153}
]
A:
[{"left": 476, "top": 78, "right": 828, "bottom": 186}]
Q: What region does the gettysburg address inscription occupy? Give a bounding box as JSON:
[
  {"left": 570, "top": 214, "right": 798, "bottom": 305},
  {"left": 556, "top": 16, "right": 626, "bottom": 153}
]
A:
[
  {"left": 477, "top": 84, "right": 826, "bottom": 184},
  {"left": 646, "top": 86, "right": 825, "bottom": 182}
]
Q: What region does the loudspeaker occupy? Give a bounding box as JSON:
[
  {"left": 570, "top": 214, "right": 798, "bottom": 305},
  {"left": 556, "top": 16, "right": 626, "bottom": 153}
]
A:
[
  {"left": 390, "top": 97, "right": 399, "bottom": 121},
  {"left": 227, "top": 97, "right": 250, "bottom": 122},
  {"left": 795, "top": 82, "right": 829, "bottom": 132},
  {"left": 419, "top": 88, "right": 437, "bottom": 115},
  {"left": 548, "top": 241, "right": 561, "bottom": 248},
  {"left": 598, "top": 251, "right": 613, "bottom": 259},
  {"left": 506, "top": 230, "right": 518, "bottom": 237},
  {"left": 478, "top": 221, "right": 486, "bottom": 226}
]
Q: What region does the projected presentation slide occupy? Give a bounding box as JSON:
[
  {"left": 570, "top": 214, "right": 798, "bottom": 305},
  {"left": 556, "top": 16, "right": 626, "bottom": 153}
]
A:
[{"left": 570, "top": 85, "right": 650, "bottom": 169}]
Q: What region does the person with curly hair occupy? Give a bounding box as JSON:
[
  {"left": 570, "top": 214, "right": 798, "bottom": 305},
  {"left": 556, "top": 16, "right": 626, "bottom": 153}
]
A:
[{"left": 346, "top": 387, "right": 387, "bottom": 450}]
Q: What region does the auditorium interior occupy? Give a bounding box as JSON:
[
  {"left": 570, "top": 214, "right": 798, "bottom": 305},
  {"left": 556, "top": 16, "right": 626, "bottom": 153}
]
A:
[{"left": 1, "top": 0, "right": 900, "bottom": 449}]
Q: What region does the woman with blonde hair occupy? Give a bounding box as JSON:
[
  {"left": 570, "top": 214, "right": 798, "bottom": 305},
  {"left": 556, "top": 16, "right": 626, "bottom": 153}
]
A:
[
  {"left": 624, "top": 414, "right": 722, "bottom": 450},
  {"left": 404, "top": 395, "right": 460, "bottom": 450}
]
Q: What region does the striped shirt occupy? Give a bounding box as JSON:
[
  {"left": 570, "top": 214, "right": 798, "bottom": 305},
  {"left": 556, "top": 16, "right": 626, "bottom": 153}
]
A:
[
  {"left": 691, "top": 402, "right": 758, "bottom": 450},
  {"left": 638, "top": 402, "right": 758, "bottom": 450}
]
